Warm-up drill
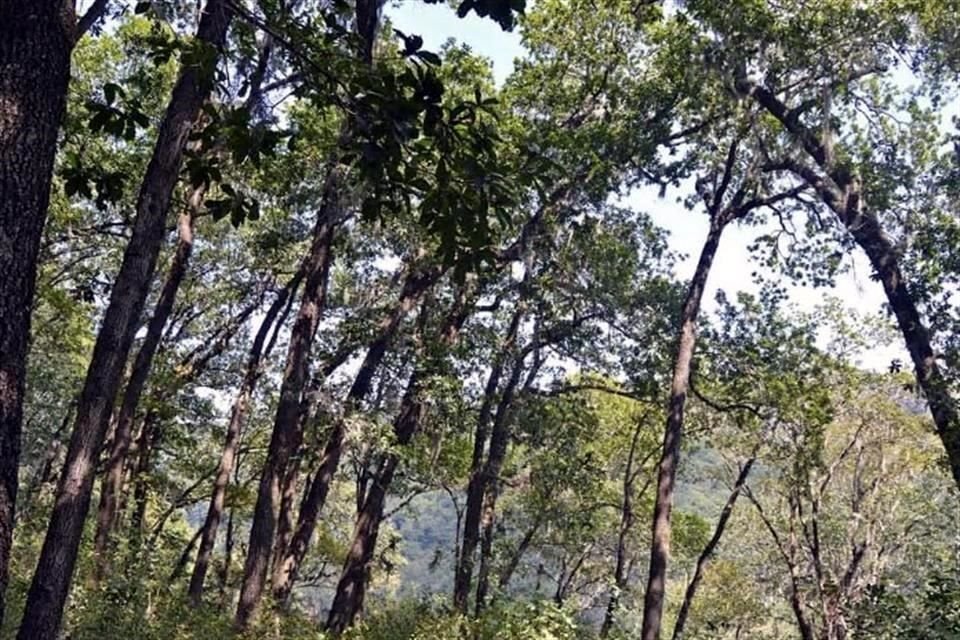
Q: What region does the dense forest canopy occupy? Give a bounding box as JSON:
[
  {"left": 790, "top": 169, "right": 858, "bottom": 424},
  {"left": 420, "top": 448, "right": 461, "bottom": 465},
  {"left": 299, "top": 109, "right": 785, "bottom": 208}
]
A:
[{"left": 1, "top": 0, "right": 959, "bottom": 638}]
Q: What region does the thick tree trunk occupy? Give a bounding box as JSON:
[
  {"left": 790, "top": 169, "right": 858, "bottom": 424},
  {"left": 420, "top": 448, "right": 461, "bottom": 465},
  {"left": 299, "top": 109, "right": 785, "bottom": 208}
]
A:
[
  {"left": 18, "top": 2, "right": 232, "bottom": 636},
  {"left": 92, "top": 207, "right": 196, "bottom": 583},
  {"left": 671, "top": 454, "right": 757, "bottom": 640},
  {"left": 269, "top": 462, "right": 300, "bottom": 594},
  {"left": 0, "top": 2, "right": 74, "bottom": 625},
  {"left": 234, "top": 197, "right": 338, "bottom": 629},
  {"left": 187, "top": 269, "right": 303, "bottom": 604},
  {"left": 454, "top": 306, "right": 524, "bottom": 612},
  {"left": 270, "top": 265, "right": 443, "bottom": 607},
  {"left": 640, "top": 219, "right": 725, "bottom": 640}
]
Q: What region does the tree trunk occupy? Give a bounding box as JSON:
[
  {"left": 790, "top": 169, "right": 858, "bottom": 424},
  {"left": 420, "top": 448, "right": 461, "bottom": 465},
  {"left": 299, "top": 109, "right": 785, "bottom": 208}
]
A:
[
  {"left": 671, "top": 454, "right": 757, "bottom": 640},
  {"left": 234, "top": 196, "right": 338, "bottom": 629},
  {"left": 0, "top": 2, "right": 74, "bottom": 625},
  {"left": 745, "top": 81, "right": 960, "bottom": 492},
  {"left": 270, "top": 264, "right": 443, "bottom": 607},
  {"left": 325, "top": 287, "right": 475, "bottom": 632},
  {"left": 325, "top": 378, "right": 424, "bottom": 632},
  {"left": 325, "top": 452, "right": 400, "bottom": 634},
  {"left": 496, "top": 519, "right": 541, "bottom": 594},
  {"left": 454, "top": 306, "right": 524, "bottom": 612},
  {"left": 640, "top": 219, "right": 725, "bottom": 640},
  {"left": 187, "top": 269, "right": 303, "bottom": 604},
  {"left": 129, "top": 411, "right": 160, "bottom": 552},
  {"left": 269, "top": 462, "right": 300, "bottom": 596},
  {"left": 601, "top": 417, "right": 649, "bottom": 638},
  {"left": 92, "top": 206, "right": 196, "bottom": 583},
  {"left": 219, "top": 504, "right": 235, "bottom": 602},
  {"left": 474, "top": 352, "right": 526, "bottom": 615},
  {"left": 18, "top": 2, "right": 232, "bottom": 636}
]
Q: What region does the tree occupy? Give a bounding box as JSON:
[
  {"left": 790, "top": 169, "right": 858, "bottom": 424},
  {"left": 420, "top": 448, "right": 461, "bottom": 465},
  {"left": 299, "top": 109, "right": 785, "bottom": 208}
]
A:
[{"left": 0, "top": 0, "right": 110, "bottom": 624}]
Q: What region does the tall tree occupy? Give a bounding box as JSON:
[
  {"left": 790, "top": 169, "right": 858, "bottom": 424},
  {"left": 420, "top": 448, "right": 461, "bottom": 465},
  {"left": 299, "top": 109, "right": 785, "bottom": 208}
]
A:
[
  {"left": 0, "top": 0, "right": 109, "bottom": 623},
  {"left": 641, "top": 138, "right": 807, "bottom": 639},
  {"left": 17, "top": 1, "right": 233, "bottom": 636}
]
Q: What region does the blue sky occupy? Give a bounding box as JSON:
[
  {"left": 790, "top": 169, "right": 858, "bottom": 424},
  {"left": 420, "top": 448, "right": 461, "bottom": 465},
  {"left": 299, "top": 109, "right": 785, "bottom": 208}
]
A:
[{"left": 384, "top": 0, "right": 904, "bottom": 370}]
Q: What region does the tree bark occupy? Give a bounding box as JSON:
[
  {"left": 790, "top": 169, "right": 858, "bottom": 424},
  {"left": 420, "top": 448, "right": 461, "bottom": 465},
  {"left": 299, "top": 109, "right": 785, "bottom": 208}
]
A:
[
  {"left": 454, "top": 305, "right": 524, "bottom": 612},
  {"left": 474, "top": 352, "right": 526, "bottom": 615},
  {"left": 234, "top": 189, "right": 338, "bottom": 629},
  {"left": 0, "top": 2, "right": 74, "bottom": 625},
  {"left": 744, "top": 80, "right": 960, "bottom": 492},
  {"left": 187, "top": 268, "right": 303, "bottom": 604},
  {"left": 671, "top": 454, "right": 757, "bottom": 640},
  {"left": 129, "top": 410, "right": 160, "bottom": 551},
  {"left": 18, "top": 2, "right": 232, "bottom": 636},
  {"left": 324, "top": 449, "right": 402, "bottom": 633},
  {"left": 640, "top": 219, "right": 725, "bottom": 640},
  {"left": 496, "top": 518, "right": 541, "bottom": 594},
  {"left": 325, "top": 292, "right": 473, "bottom": 632},
  {"left": 269, "top": 264, "right": 443, "bottom": 608},
  {"left": 92, "top": 206, "right": 196, "bottom": 584}
]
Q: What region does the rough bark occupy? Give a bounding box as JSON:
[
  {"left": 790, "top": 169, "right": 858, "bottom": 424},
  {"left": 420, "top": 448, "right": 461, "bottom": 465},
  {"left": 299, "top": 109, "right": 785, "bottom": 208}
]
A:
[
  {"left": 0, "top": 2, "right": 74, "bottom": 625},
  {"left": 744, "top": 80, "right": 960, "bottom": 492},
  {"left": 640, "top": 219, "right": 725, "bottom": 640},
  {"left": 187, "top": 268, "right": 303, "bottom": 604},
  {"left": 671, "top": 454, "right": 757, "bottom": 640},
  {"left": 92, "top": 206, "right": 196, "bottom": 583},
  {"left": 234, "top": 189, "right": 338, "bottom": 629},
  {"left": 324, "top": 447, "right": 403, "bottom": 633},
  {"left": 18, "top": 2, "right": 232, "bottom": 636},
  {"left": 270, "top": 264, "right": 443, "bottom": 607}
]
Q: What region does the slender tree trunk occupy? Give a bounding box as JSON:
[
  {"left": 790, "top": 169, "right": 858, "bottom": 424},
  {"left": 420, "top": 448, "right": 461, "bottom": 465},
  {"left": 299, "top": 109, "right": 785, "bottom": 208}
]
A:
[
  {"left": 671, "top": 454, "right": 757, "bottom": 640},
  {"left": 92, "top": 207, "right": 196, "bottom": 583},
  {"left": 474, "top": 354, "right": 526, "bottom": 615},
  {"left": 19, "top": 401, "right": 75, "bottom": 520},
  {"left": 129, "top": 411, "right": 160, "bottom": 551},
  {"left": 0, "top": 3, "right": 74, "bottom": 625},
  {"left": 601, "top": 418, "right": 648, "bottom": 639},
  {"left": 641, "top": 219, "right": 725, "bottom": 640},
  {"left": 745, "top": 82, "right": 960, "bottom": 491},
  {"left": 325, "top": 378, "right": 424, "bottom": 632},
  {"left": 270, "top": 265, "right": 442, "bottom": 607},
  {"left": 454, "top": 306, "right": 524, "bottom": 612},
  {"left": 219, "top": 504, "right": 235, "bottom": 602},
  {"left": 187, "top": 269, "right": 303, "bottom": 604},
  {"left": 169, "top": 528, "right": 203, "bottom": 584},
  {"left": 325, "top": 452, "right": 400, "bottom": 633},
  {"left": 325, "top": 288, "right": 475, "bottom": 631},
  {"left": 496, "top": 519, "right": 541, "bottom": 593},
  {"left": 18, "top": 2, "right": 232, "bottom": 636},
  {"left": 234, "top": 199, "right": 338, "bottom": 629}
]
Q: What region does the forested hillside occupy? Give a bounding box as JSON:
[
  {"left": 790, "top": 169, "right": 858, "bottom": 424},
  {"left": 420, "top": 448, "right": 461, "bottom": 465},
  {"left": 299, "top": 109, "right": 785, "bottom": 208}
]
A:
[{"left": 2, "top": 0, "right": 960, "bottom": 638}]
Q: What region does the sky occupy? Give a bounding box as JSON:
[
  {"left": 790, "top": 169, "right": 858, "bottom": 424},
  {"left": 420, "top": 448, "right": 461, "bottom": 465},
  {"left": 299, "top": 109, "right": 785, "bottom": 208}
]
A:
[{"left": 385, "top": 0, "right": 907, "bottom": 370}]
